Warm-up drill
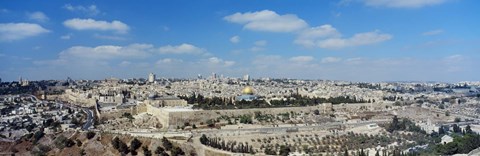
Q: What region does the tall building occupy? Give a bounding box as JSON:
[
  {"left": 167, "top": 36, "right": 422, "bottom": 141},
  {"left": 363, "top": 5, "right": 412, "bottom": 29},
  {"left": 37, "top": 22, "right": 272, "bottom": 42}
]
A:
[
  {"left": 18, "top": 77, "right": 29, "bottom": 86},
  {"left": 148, "top": 73, "right": 156, "bottom": 83},
  {"left": 243, "top": 74, "right": 250, "bottom": 81},
  {"left": 197, "top": 74, "right": 202, "bottom": 79},
  {"left": 211, "top": 72, "right": 217, "bottom": 80}
]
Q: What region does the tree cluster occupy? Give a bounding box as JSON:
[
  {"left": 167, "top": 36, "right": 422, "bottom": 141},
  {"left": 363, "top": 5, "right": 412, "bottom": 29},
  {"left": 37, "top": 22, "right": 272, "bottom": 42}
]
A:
[
  {"left": 184, "top": 93, "right": 371, "bottom": 110},
  {"left": 200, "top": 134, "right": 254, "bottom": 154},
  {"left": 435, "top": 133, "right": 480, "bottom": 155},
  {"left": 386, "top": 116, "right": 425, "bottom": 134}
]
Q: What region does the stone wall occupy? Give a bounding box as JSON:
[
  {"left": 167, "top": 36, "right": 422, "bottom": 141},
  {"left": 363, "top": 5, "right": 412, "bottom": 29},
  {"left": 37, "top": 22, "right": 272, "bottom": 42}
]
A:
[
  {"left": 145, "top": 104, "right": 171, "bottom": 128},
  {"left": 145, "top": 103, "right": 392, "bottom": 129}
]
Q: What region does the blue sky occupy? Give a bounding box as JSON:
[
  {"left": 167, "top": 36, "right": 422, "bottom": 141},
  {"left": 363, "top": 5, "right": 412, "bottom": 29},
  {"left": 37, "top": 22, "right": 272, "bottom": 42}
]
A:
[{"left": 0, "top": 0, "right": 479, "bottom": 82}]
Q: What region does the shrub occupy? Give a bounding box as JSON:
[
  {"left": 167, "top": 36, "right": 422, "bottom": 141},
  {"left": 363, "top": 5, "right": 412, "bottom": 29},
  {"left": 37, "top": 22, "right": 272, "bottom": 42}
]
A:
[{"left": 86, "top": 131, "right": 96, "bottom": 139}]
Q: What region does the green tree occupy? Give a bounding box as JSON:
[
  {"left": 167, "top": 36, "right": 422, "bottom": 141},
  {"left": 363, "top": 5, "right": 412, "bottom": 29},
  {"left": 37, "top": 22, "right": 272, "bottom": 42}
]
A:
[
  {"left": 112, "top": 137, "right": 120, "bottom": 149},
  {"left": 86, "top": 131, "right": 95, "bottom": 139},
  {"left": 313, "top": 109, "right": 320, "bottom": 115},
  {"left": 171, "top": 146, "right": 184, "bottom": 156},
  {"left": 279, "top": 145, "right": 290, "bottom": 156},
  {"left": 131, "top": 138, "right": 142, "bottom": 152},
  {"left": 466, "top": 125, "right": 473, "bottom": 134},
  {"left": 454, "top": 118, "right": 461, "bottom": 122},
  {"left": 155, "top": 146, "right": 165, "bottom": 154},
  {"left": 80, "top": 149, "right": 86, "bottom": 156},
  {"left": 76, "top": 139, "right": 83, "bottom": 147},
  {"left": 439, "top": 126, "right": 446, "bottom": 135},
  {"left": 200, "top": 134, "right": 208, "bottom": 145},
  {"left": 162, "top": 137, "right": 173, "bottom": 150},
  {"left": 33, "top": 130, "right": 44, "bottom": 143},
  {"left": 143, "top": 146, "right": 152, "bottom": 156}
]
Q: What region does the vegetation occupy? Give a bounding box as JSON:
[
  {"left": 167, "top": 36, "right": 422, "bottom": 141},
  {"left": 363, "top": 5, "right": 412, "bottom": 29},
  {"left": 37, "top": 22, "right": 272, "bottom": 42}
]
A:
[
  {"left": 143, "top": 146, "right": 152, "bottom": 156},
  {"left": 53, "top": 135, "right": 75, "bottom": 149},
  {"left": 33, "top": 130, "right": 45, "bottom": 143},
  {"left": 171, "top": 146, "right": 185, "bottom": 156},
  {"left": 130, "top": 138, "right": 142, "bottom": 152},
  {"left": 86, "top": 131, "right": 96, "bottom": 139},
  {"left": 162, "top": 137, "right": 173, "bottom": 151},
  {"left": 279, "top": 145, "right": 291, "bottom": 156},
  {"left": 111, "top": 137, "right": 129, "bottom": 154},
  {"left": 239, "top": 114, "right": 253, "bottom": 124},
  {"left": 434, "top": 125, "right": 480, "bottom": 155},
  {"left": 182, "top": 93, "right": 370, "bottom": 110},
  {"left": 155, "top": 146, "right": 165, "bottom": 154},
  {"left": 385, "top": 116, "right": 425, "bottom": 134},
  {"left": 200, "top": 134, "right": 255, "bottom": 154},
  {"left": 122, "top": 112, "right": 134, "bottom": 120},
  {"left": 76, "top": 139, "right": 83, "bottom": 147}
]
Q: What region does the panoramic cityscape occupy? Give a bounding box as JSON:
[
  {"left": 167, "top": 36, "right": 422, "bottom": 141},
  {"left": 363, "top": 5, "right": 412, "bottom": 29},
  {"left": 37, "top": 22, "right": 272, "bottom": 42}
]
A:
[{"left": 1, "top": 1, "right": 480, "bottom": 156}]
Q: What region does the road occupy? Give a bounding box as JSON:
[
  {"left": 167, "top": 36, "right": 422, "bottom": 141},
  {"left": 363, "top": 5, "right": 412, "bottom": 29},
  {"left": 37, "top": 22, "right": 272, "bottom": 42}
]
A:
[
  {"left": 55, "top": 100, "right": 94, "bottom": 130},
  {"left": 192, "top": 120, "right": 388, "bottom": 136},
  {"left": 82, "top": 109, "right": 94, "bottom": 130}
]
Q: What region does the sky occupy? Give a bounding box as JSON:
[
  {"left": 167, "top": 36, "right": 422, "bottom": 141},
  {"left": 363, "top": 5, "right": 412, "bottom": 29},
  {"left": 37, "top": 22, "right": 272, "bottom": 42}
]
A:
[{"left": 0, "top": 0, "right": 479, "bottom": 82}]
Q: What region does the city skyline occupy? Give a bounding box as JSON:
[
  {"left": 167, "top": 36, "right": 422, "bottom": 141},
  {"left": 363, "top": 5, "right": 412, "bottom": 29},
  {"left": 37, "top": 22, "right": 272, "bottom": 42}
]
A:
[{"left": 1, "top": 0, "right": 480, "bottom": 82}]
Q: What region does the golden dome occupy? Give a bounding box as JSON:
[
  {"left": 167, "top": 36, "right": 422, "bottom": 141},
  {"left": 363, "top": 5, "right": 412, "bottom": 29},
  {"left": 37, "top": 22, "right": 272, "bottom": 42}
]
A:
[{"left": 242, "top": 86, "right": 254, "bottom": 95}]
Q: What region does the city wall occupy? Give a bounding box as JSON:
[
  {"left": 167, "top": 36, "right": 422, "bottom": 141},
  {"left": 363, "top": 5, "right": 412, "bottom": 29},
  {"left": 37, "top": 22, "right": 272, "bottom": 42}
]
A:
[{"left": 142, "top": 102, "right": 392, "bottom": 129}]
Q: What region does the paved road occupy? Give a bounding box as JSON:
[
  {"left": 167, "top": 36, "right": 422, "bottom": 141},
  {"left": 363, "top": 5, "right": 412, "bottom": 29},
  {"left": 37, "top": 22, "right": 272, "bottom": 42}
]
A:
[
  {"left": 191, "top": 120, "right": 388, "bottom": 136},
  {"left": 55, "top": 101, "right": 94, "bottom": 130},
  {"left": 82, "top": 109, "right": 94, "bottom": 130}
]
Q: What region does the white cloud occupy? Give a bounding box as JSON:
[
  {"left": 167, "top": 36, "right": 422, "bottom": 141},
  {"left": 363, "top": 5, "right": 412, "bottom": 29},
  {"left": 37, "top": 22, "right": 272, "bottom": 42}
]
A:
[
  {"left": 158, "top": 43, "right": 205, "bottom": 54},
  {"left": 363, "top": 0, "right": 447, "bottom": 8},
  {"left": 224, "top": 10, "right": 308, "bottom": 32},
  {"left": 63, "top": 18, "right": 129, "bottom": 34},
  {"left": 321, "top": 57, "right": 342, "bottom": 63},
  {"left": 230, "top": 35, "right": 240, "bottom": 43},
  {"left": 26, "top": 43, "right": 238, "bottom": 80},
  {"left": 254, "top": 40, "right": 267, "bottom": 46},
  {"left": 93, "top": 34, "right": 127, "bottom": 41},
  {"left": 57, "top": 43, "right": 153, "bottom": 60},
  {"left": 206, "top": 57, "right": 235, "bottom": 67},
  {"left": 317, "top": 30, "right": 392, "bottom": 49},
  {"left": 156, "top": 58, "right": 183, "bottom": 65},
  {"left": 295, "top": 24, "right": 392, "bottom": 49},
  {"left": 27, "top": 12, "right": 49, "bottom": 22},
  {"left": 119, "top": 61, "right": 131, "bottom": 66},
  {"left": 444, "top": 55, "right": 463, "bottom": 63},
  {"left": 290, "top": 56, "right": 314, "bottom": 63},
  {"left": 249, "top": 47, "right": 264, "bottom": 52},
  {"left": 442, "top": 55, "right": 468, "bottom": 72},
  {"left": 63, "top": 4, "right": 100, "bottom": 16},
  {"left": 249, "top": 40, "right": 268, "bottom": 52},
  {"left": 60, "top": 34, "right": 72, "bottom": 40},
  {"left": 345, "top": 57, "right": 365, "bottom": 64},
  {"left": 38, "top": 43, "right": 207, "bottom": 65},
  {"left": 0, "top": 23, "right": 49, "bottom": 41},
  {"left": 294, "top": 25, "right": 341, "bottom": 47},
  {"left": 422, "top": 29, "right": 444, "bottom": 36}
]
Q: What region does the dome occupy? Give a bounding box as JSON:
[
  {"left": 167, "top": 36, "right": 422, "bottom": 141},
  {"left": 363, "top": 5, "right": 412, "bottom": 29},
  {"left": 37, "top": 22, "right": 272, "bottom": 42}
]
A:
[{"left": 242, "top": 86, "right": 254, "bottom": 95}]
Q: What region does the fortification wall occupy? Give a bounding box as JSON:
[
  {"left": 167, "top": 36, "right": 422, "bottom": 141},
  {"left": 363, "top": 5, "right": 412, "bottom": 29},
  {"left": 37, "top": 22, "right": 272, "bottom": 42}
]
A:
[
  {"left": 146, "top": 104, "right": 170, "bottom": 127},
  {"left": 166, "top": 105, "right": 325, "bottom": 128},
  {"left": 147, "top": 103, "right": 392, "bottom": 129}
]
